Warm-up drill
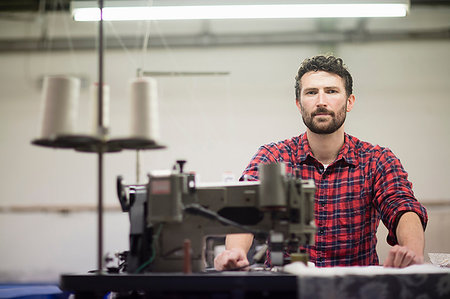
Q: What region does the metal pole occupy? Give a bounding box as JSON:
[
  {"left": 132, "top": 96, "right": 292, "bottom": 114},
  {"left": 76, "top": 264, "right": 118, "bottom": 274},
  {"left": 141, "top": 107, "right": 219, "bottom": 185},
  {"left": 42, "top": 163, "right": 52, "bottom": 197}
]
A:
[{"left": 97, "top": 0, "right": 104, "bottom": 273}]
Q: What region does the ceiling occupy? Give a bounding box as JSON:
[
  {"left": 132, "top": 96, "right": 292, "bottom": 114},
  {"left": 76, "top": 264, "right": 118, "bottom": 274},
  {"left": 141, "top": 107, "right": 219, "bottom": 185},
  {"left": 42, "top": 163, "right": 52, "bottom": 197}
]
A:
[
  {"left": 2, "top": 1, "right": 450, "bottom": 12},
  {"left": 0, "top": 0, "right": 449, "bottom": 51}
]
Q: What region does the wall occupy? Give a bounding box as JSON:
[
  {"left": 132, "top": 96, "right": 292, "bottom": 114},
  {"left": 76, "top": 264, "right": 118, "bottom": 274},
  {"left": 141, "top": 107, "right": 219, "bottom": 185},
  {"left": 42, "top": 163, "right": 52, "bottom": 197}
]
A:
[{"left": 0, "top": 39, "right": 449, "bottom": 281}]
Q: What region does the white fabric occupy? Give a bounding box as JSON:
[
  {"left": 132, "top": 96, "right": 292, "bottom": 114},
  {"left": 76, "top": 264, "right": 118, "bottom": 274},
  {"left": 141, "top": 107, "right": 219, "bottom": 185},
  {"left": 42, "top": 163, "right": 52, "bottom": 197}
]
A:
[{"left": 283, "top": 262, "right": 450, "bottom": 277}]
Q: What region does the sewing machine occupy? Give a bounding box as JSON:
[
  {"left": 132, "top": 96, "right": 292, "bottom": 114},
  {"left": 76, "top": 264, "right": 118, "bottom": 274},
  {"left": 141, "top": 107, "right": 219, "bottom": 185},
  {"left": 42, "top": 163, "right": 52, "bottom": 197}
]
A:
[{"left": 116, "top": 161, "right": 316, "bottom": 273}]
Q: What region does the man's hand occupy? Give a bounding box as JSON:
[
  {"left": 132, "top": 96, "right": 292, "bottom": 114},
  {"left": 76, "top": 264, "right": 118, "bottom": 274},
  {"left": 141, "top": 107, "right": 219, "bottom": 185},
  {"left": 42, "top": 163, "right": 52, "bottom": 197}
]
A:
[
  {"left": 214, "top": 248, "right": 249, "bottom": 271},
  {"left": 214, "top": 233, "right": 253, "bottom": 271},
  {"left": 384, "top": 245, "right": 424, "bottom": 268},
  {"left": 384, "top": 212, "right": 425, "bottom": 268}
]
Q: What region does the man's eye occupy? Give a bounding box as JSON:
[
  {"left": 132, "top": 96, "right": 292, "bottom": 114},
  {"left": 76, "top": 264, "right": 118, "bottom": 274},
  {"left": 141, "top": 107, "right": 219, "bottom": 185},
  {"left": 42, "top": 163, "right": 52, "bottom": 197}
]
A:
[{"left": 306, "top": 91, "right": 316, "bottom": 95}]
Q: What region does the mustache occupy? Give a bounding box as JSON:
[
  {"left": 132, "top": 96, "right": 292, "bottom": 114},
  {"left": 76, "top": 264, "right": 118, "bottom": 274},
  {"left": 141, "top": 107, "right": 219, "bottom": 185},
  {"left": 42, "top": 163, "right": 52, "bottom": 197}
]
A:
[{"left": 312, "top": 108, "right": 334, "bottom": 117}]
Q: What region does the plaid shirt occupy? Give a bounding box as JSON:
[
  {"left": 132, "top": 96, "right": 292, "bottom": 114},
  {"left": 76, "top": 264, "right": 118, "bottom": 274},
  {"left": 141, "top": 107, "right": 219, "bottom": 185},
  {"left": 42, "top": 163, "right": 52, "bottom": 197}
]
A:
[{"left": 241, "top": 133, "right": 428, "bottom": 267}]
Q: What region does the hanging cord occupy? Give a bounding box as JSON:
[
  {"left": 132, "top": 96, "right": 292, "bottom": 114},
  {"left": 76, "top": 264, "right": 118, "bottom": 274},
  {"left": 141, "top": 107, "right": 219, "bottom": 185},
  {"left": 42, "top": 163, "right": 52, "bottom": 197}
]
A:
[
  {"left": 149, "top": 21, "right": 216, "bottom": 142},
  {"left": 42, "top": 0, "right": 57, "bottom": 76},
  {"left": 42, "top": 0, "right": 79, "bottom": 75},
  {"left": 106, "top": 21, "right": 139, "bottom": 70},
  {"left": 57, "top": 0, "right": 79, "bottom": 75},
  {"left": 140, "top": 0, "right": 154, "bottom": 70},
  {"left": 135, "top": 223, "right": 163, "bottom": 273},
  {"left": 153, "top": 20, "right": 232, "bottom": 150},
  {"left": 24, "top": 0, "right": 45, "bottom": 87}
]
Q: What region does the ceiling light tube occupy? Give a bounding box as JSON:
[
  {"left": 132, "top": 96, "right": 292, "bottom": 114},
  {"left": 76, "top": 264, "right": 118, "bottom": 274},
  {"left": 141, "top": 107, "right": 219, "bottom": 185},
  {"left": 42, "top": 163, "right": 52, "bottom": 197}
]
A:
[{"left": 71, "top": 1, "right": 410, "bottom": 22}]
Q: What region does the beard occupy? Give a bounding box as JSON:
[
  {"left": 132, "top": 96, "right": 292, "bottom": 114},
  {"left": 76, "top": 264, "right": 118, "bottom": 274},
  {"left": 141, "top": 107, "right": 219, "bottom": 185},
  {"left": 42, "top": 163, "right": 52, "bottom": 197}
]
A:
[{"left": 301, "top": 103, "right": 347, "bottom": 135}]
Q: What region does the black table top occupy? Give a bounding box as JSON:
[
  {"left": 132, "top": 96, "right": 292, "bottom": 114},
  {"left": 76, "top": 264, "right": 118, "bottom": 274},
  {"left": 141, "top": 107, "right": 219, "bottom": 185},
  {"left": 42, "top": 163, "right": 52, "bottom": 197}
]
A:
[{"left": 60, "top": 271, "right": 297, "bottom": 293}]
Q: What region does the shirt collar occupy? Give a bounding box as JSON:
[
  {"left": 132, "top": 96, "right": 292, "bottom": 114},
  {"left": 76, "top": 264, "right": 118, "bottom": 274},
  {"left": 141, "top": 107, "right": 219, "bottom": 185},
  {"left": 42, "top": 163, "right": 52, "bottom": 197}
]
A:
[{"left": 297, "top": 132, "right": 358, "bottom": 167}]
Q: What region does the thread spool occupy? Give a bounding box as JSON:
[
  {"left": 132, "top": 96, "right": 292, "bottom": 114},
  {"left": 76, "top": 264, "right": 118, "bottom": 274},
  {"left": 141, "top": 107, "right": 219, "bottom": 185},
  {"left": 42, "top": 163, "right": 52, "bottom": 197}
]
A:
[
  {"left": 259, "top": 163, "right": 287, "bottom": 209},
  {"left": 129, "top": 77, "right": 159, "bottom": 141},
  {"left": 183, "top": 239, "right": 192, "bottom": 274},
  {"left": 89, "top": 83, "right": 110, "bottom": 136},
  {"left": 39, "top": 76, "right": 80, "bottom": 139}
]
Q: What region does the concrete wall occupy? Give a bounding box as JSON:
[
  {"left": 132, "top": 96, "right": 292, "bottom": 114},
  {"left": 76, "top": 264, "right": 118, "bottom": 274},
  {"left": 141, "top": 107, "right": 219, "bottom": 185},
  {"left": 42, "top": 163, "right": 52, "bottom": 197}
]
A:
[{"left": 1, "top": 39, "right": 449, "bottom": 281}]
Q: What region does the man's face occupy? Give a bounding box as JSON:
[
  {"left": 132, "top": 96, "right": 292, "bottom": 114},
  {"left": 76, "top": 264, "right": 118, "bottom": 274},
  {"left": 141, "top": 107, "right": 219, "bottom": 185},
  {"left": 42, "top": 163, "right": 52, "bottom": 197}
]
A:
[{"left": 296, "top": 71, "right": 354, "bottom": 135}]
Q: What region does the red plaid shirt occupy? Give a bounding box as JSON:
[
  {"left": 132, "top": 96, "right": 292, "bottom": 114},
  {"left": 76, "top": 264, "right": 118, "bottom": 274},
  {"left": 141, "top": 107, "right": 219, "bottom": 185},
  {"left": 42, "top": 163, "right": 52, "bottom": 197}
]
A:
[{"left": 241, "top": 133, "right": 427, "bottom": 267}]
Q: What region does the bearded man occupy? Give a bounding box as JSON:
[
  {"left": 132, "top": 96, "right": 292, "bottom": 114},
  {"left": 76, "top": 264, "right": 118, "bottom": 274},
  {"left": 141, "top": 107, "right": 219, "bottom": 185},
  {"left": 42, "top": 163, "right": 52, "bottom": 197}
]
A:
[{"left": 214, "top": 55, "right": 428, "bottom": 270}]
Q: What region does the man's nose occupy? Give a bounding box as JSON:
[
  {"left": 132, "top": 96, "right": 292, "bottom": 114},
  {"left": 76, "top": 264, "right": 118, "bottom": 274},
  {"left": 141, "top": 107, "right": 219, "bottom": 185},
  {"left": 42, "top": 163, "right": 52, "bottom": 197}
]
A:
[{"left": 317, "top": 91, "right": 327, "bottom": 106}]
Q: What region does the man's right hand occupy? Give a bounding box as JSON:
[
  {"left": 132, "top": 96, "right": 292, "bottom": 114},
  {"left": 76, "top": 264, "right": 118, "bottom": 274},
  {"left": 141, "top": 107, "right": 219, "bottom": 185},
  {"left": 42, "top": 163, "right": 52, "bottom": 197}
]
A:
[{"left": 214, "top": 247, "right": 249, "bottom": 271}]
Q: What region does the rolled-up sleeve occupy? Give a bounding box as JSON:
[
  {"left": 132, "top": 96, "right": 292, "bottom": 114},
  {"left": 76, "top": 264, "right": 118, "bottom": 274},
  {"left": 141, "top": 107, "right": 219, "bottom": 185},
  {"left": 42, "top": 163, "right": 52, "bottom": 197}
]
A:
[
  {"left": 372, "top": 148, "right": 428, "bottom": 245},
  {"left": 240, "top": 145, "right": 279, "bottom": 181}
]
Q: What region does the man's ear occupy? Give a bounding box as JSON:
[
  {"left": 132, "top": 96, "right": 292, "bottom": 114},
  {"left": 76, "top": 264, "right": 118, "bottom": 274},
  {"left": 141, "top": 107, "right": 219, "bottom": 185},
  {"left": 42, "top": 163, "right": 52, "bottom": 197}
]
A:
[
  {"left": 296, "top": 99, "right": 302, "bottom": 113},
  {"left": 346, "top": 94, "right": 355, "bottom": 112}
]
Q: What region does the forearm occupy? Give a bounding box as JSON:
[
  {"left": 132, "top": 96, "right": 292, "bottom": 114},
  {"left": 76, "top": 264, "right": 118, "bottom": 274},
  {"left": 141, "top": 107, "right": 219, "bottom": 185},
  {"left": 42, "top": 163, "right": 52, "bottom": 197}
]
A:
[
  {"left": 225, "top": 233, "right": 254, "bottom": 253},
  {"left": 396, "top": 212, "right": 425, "bottom": 259}
]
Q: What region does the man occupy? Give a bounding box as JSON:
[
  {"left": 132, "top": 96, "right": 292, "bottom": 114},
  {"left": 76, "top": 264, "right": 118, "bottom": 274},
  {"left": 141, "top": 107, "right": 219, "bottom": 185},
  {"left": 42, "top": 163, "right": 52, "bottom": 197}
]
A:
[{"left": 214, "top": 55, "right": 427, "bottom": 270}]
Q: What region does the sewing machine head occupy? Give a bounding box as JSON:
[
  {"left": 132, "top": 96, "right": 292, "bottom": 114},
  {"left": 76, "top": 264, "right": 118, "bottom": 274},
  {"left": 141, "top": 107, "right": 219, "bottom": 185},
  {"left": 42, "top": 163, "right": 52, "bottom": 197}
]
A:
[{"left": 117, "top": 161, "right": 315, "bottom": 273}]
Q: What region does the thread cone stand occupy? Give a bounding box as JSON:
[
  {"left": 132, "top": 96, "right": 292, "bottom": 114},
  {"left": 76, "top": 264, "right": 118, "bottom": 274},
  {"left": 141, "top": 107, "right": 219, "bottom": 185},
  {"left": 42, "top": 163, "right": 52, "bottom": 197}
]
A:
[{"left": 32, "top": 135, "right": 166, "bottom": 152}]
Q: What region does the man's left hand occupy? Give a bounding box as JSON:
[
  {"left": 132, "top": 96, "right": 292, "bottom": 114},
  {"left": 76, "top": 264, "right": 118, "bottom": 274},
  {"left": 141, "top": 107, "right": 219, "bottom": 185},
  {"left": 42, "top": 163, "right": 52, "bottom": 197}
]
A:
[{"left": 383, "top": 245, "right": 424, "bottom": 268}]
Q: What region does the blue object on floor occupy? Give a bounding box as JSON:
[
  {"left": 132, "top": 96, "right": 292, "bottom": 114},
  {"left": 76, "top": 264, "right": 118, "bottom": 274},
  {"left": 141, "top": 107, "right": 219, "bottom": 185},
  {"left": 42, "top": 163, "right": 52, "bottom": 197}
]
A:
[{"left": 0, "top": 284, "right": 70, "bottom": 299}]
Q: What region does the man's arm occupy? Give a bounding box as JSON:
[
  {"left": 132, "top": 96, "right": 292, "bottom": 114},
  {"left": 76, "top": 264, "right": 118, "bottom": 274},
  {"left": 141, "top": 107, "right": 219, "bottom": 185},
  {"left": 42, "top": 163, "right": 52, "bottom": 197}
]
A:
[
  {"left": 384, "top": 212, "right": 425, "bottom": 267},
  {"left": 214, "top": 233, "right": 254, "bottom": 270}
]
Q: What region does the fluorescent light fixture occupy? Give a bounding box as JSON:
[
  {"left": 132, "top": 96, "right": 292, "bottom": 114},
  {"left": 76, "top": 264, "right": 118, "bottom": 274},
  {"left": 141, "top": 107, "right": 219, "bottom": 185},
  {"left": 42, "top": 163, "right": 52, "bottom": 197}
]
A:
[{"left": 71, "top": 0, "right": 410, "bottom": 22}]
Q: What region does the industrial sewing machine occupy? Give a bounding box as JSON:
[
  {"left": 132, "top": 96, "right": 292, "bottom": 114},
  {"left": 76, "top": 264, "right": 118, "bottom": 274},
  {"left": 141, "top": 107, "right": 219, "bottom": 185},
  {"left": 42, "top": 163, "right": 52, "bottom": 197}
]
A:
[{"left": 116, "top": 161, "right": 316, "bottom": 273}]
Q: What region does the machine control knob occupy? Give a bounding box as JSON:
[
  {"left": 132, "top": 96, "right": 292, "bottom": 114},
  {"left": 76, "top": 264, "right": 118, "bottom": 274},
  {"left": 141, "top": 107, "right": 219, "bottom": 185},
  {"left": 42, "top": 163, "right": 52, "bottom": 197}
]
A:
[{"left": 176, "top": 160, "right": 187, "bottom": 173}]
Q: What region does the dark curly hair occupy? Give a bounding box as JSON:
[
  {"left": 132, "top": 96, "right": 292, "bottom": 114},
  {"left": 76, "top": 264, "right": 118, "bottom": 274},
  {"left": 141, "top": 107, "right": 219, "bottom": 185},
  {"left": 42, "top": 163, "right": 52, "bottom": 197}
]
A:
[{"left": 295, "top": 55, "right": 353, "bottom": 101}]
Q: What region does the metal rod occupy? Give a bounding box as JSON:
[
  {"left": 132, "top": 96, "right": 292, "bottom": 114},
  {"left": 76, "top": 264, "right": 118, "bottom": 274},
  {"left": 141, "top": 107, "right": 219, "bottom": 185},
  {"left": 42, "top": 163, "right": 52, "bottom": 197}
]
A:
[
  {"left": 97, "top": 0, "right": 104, "bottom": 273},
  {"left": 98, "top": 149, "right": 104, "bottom": 272},
  {"left": 136, "top": 150, "right": 140, "bottom": 184},
  {"left": 142, "top": 71, "right": 230, "bottom": 77}
]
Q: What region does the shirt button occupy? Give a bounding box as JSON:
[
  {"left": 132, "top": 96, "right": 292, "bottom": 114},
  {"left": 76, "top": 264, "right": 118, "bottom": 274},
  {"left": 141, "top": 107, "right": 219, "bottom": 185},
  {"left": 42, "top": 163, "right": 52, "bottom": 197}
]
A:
[
  {"left": 319, "top": 229, "right": 324, "bottom": 235},
  {"left": 321, "top": 202, "right": 325, "bottom": 207}
]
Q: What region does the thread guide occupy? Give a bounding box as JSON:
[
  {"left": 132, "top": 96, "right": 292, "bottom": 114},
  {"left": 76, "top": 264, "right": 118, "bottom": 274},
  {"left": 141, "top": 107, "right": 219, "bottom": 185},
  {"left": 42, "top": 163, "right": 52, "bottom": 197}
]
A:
[{"left": 31, "top": 135, "right": 165, "bottom": 152}]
